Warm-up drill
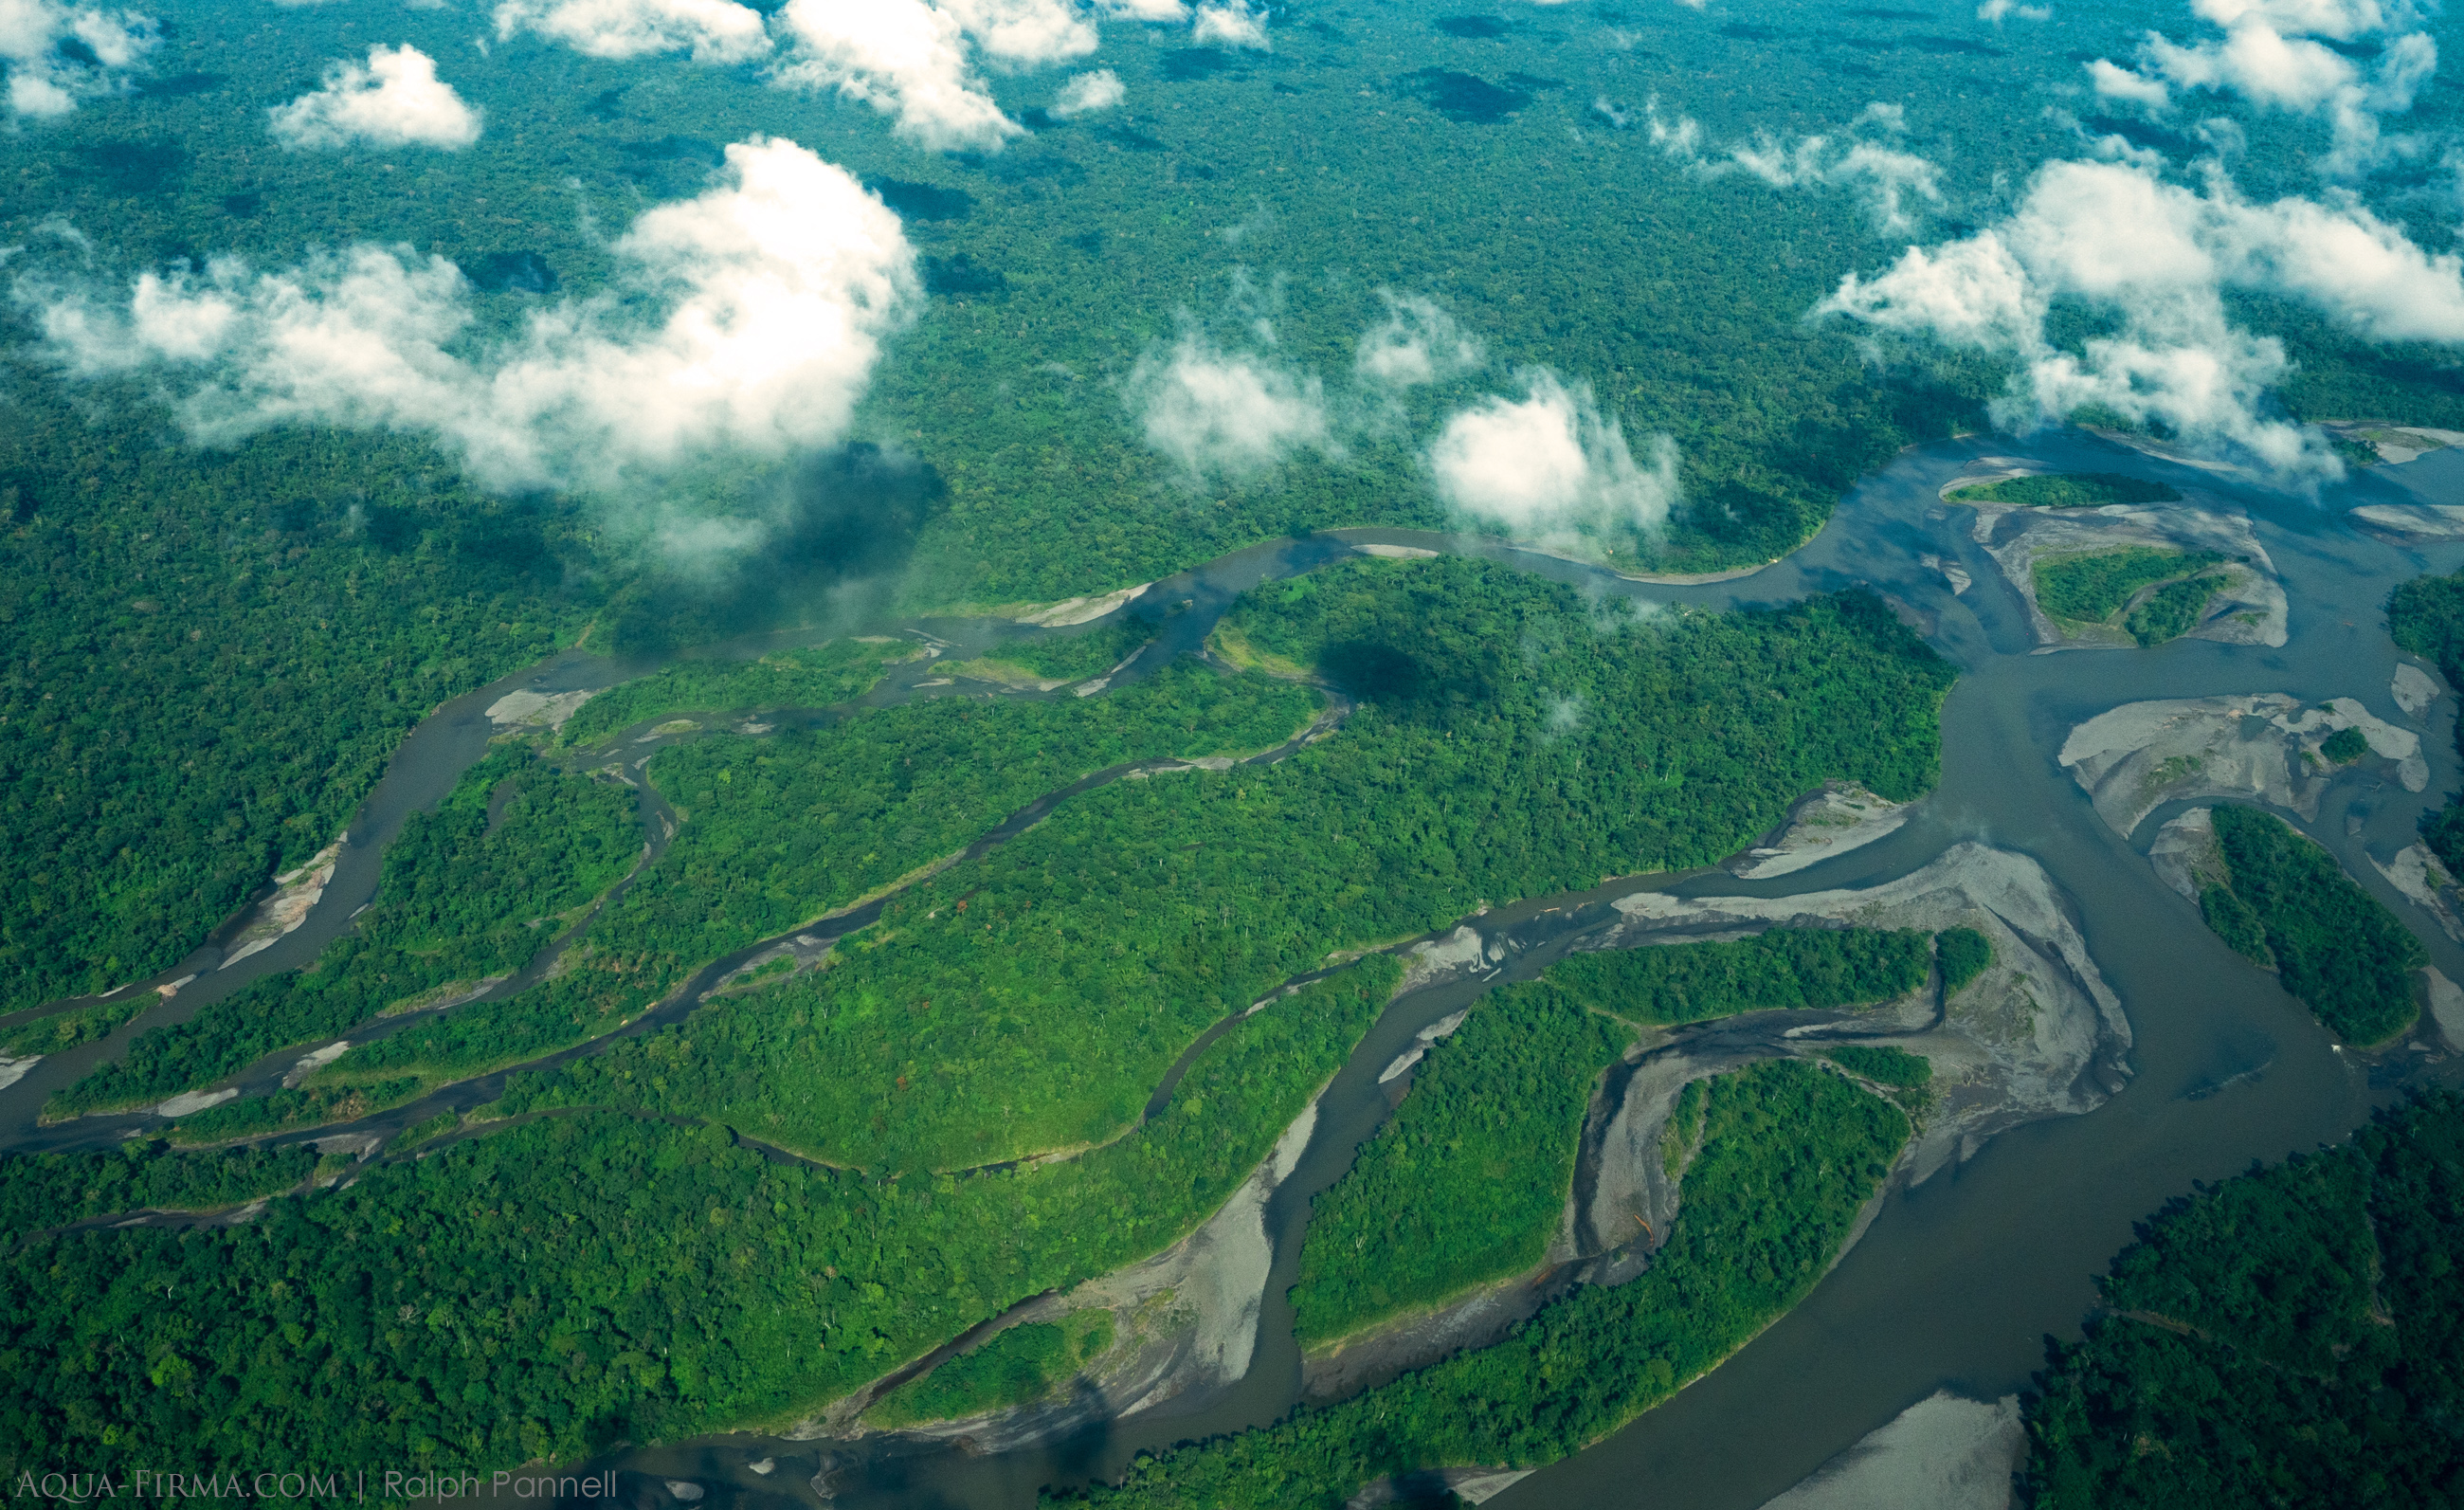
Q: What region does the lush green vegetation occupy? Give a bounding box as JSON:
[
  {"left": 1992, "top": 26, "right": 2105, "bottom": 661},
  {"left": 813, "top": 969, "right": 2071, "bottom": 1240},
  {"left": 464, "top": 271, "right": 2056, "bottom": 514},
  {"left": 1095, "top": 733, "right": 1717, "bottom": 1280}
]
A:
[
  {"left": 1822, "top": 1046, "right": 1931, "bottom": 1089},
  {"left": 0, "top": 995, "right": 152, "bottom": 1058},
  {"left": 1947, "top": 473, "right": 2181, "bottom": 508},
  {"left": 2123, "top": 574, "right": 2225, "bottom": 646},
  {"left": 2201, "top": 806, "right": 2422, "bottom": 1046},
  {"left": 2033, "top": 548, "right": 2226, "bottom": 632},
  {"left": 0, "top": 960, "right": 1392, "bottom": 1475},
  {"left": 493, "top": 560, "right": 1954, "bottom": 1172},
  {"left": 1821, "top": 1046, "right": 1932, "bottom": 1120},
  {"left": 1937, "top": 927, "right": 1994, "bottom": 995},
  {"left": 327, "top": 662, "right": 1322, "bottom": 1096},
  {"left": 0, "top": 1141, "right": 317, "bottom": 1235},
  {"left": 1549, "top": 928, "right": 1932, "bottom": 1026},
  {"left": 165, "top": 1081, "right": 424, "bottom": 1148},
  {"left": 981, "top": 619, "right": 1156, "bottom": 684},
  {"left": 2385, "top": 569, "right": 2464, "bottom": 875},
  {"left": 1060, "top": 1060, "right": 1910, "bottom": 1508},
  {"left": 2020, "top": 1091, "right": 2464, "bottom": 1509},
  {"left": 556, "top": 641, "right": 902, "bottom": 747},
  {"left": 867, "top": 1310, "right": 1117, "bottom": 1428},
  {"left": 1290, "top": 984, "right": 1631, "bottom": 1346},
  {"left": 2320, "top": 726, "right": 2371, "bottom": 766},
  {"left": 49, "top": 745, "right": 643, "bottom": 1116},
  {"left": 1660, "top": 1078, "right": 1710, "bottom": 1179},
  {"left": 0, "top": 404, "right": 599, "bottom": 1017}
]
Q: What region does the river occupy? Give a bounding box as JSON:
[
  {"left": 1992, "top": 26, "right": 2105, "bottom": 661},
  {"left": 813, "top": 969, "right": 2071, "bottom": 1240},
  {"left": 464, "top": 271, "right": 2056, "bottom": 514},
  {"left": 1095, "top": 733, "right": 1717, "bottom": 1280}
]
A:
[{"left": 6, "top": 428, "right": 2462, "bottom": 1509}]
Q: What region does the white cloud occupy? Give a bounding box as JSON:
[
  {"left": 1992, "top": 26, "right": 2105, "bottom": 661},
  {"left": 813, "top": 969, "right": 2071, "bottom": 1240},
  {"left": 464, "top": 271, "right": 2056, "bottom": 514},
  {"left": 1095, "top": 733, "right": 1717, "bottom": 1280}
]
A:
[
  {"left": 2088, "top": 58, "right": 2173, "bottom": 109},
  {"left": 492, "top": 0, "right": 769, "bottom": 62},
  {"left": 771, "top": 0, "right": 1020, "bottom": 152},
  {"left": 940, "top": 0, "right": 1096, "bottom": 64},
  {"left": 1978, "top": 0, "right": 2051, "bottom": 19},
  {"left": 1097, "top": 0, "right": 1186, "bottom": 16},
  {"left": 1190, "top": 0, "right": 1266, "bottom": 48},
  {"left": 1646, "top": 99, "right": 1943, "bottom": 232},
  {"left": 1429, "top": 371, "right": 1677, "bottom": 543},
  {"left": 1355, "top": 292, "right": 1484, "bottom": 386},
  {"left": 1052, "top": 66, "right": 1122, "bottom": 117},
  {"left": 1816, "top": 158, "right": 2464, "bottom": 477},
  {"left": 268, "top": 45, "right": 481, "bottom": 150},
  {"left": 2, "top": 0, "right": 155, "bottom": 118},
  {"left": 1127, "top": 335, "right": 1328, "bottom": 479},
  {"left": 2088, "top": 0, "right": 2437, "bottom": 174},
  {"left": 24, "top": 137, "right": 916, "bottom": 494}
]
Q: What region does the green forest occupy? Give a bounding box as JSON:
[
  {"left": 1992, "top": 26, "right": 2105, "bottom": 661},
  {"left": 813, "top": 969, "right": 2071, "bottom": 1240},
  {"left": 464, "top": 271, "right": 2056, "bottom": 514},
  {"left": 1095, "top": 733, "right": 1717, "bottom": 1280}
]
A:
[
  {"left": 50, "top": 743, "right": 644, "bottom": 1118},
  {"left": 6, "top": 0, "right": 2458, "bottom": 1036},
  {"left": 490, "top": 558, "right": 1954, "bottom": 1173},
  {"left": 554, "top": 640, "right": 903, "bottom": 747},
  {"left": 0, "top": 1140, "right": 316, "bottom": 1236},
  {"left": 0, "top": 958, "right": 1394, "bottom": 1473},
  {"left": 0, "top": 554, "right": 1953, "bottom": 1474},
  {"left": 1290, "top": 982, "right": 1630, "bottom": 1346},
  {"left": 1060, "top": 1059, "right": 1910, "bottom": 1508},
  {"left": 1947, "top": 474, "right": 2182, "bottom": 508},
  {"left": 2020, "top": 1091, "right": 2464, "bottom": 1508},
  {"left": 2032, "top": 548, "right": 2229, "bottom": 646},
  {"left": 1549, "top": 927, "right": 1935, "bottom": 1024},
  {"left": 2197, "top": 805, "right": 2423, "bottom": 1047},
  {"left": 866, "top": 1309, "right": 1116, "bottom": 1430}
]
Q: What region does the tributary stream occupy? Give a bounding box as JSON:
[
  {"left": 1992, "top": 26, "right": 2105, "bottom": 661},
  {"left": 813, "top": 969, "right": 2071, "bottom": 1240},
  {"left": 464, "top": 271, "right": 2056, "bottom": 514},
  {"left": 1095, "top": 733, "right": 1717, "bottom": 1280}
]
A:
[{"left": 7, "top": 428, "right": 2464, "bottom": 1510}]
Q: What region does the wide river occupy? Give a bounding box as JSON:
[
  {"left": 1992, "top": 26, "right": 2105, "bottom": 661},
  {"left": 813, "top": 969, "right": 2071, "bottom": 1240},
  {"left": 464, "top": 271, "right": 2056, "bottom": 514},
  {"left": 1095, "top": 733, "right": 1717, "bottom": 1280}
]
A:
[{"left": 8, "top": 428, "right": 2464, "bottom": 1509}]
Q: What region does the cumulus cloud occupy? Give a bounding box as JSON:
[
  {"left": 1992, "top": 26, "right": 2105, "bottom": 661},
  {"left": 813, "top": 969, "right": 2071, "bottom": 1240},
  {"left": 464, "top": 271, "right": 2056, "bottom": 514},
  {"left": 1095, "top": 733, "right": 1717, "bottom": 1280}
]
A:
[
  {"left": 23, "top": 137, "right": 916, "bottom": 494},
  {"left": 770, "top": 0, "right": 1021, "bottom": 152},
  {"left": 268, "top": 45, "right": 481, "bottom": 150},
  {"left": 1977, "top": 0, "right": 2051, "bottom": 19},
  {"left": 492, "top": 0, "right": 769, "bottom": 62},
  {"left": 1640, "top": 98, "right": 1942, "bottom": 231},
  {"left": 2, "top": 0, "right": 155, "bottom": 118},
  {"left": 1097, "top": 0, "right": 1187, "bottom": 17},
  {"left": 939, "top": 0, "right": 1096, "bottom": 64},
  {"left": 1355, "top": 293, "right": 1484, "bottom": 386},
  {"left": 2089, "top": 0, "right": 2437, "bottom": 174},
  {"left": 1127, "top": 335, "right": 1329, "bottom": 480},
  {"left": 1429, "top": 371, "right": 1678, "bottom": 543},
  {"left": 1191, "top": 0, "right": 1266, "bottom": 48},
  {"left": 1053, "top": 66, "right": 1122, "bottom": 116},
  {"left": 1816, "top": 157, "right": 2464, "bottom": 476}
]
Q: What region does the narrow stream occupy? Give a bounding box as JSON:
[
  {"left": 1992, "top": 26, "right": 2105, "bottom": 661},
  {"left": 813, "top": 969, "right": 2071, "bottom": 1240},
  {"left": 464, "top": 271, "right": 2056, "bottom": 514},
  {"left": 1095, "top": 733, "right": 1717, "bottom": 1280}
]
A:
[{"left": 8, "top": 429, "right": 2464, "bottom": 1510}]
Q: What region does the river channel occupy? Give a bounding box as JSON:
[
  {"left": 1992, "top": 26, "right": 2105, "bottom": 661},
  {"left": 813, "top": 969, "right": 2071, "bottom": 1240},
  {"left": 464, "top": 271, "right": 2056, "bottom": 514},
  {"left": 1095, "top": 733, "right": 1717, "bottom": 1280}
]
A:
[{"left": 8, "top": 428, "right": 2464, "bottom": 1509}]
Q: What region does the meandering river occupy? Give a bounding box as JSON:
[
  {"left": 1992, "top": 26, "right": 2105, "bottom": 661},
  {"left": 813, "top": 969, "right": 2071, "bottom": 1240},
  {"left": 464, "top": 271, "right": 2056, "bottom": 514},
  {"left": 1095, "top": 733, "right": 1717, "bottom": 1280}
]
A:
[{"left": 8, "top": 428, "right": 2463, "bottom": 1509}]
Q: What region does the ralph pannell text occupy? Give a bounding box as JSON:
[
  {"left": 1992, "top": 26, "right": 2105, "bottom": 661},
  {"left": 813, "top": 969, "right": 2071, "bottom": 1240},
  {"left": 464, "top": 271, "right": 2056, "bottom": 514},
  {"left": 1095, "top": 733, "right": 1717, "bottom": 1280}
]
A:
[{"left": 12, "top": 1472, "right": 617, "bottom": 1505}]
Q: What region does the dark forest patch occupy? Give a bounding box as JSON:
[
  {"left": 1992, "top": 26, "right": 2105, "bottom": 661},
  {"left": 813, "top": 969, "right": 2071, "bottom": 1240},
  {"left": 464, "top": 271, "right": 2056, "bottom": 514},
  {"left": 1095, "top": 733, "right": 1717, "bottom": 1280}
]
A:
[
  {"left": 138, "top": 72, "right": 224, "bottom": 97},
  {"left": 1160, "top": 47, "right": 1241, "bottom": 81},
  {"left": 471, "top": 251, "right": 559, "bottom": 295},
  {"left": 868, "top": 177, "right": 975, "bottom": 221},
  {"left": 220, "top": 191, "right": 262, "bottom": 218},
  {"left": 1402, "top": 68, "right": 1531, "bottom": 123},
  {"left": 1096, "top": 122, "right": 1167, "bottom": 152},
  {"left": 69, "top": 141, "right": 187, "bottom": 194},
  {"left": 923, "top": 253, "right": 1008, "bottom": 299}
]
